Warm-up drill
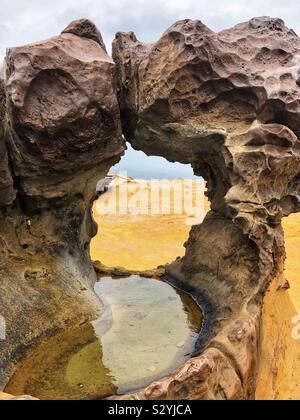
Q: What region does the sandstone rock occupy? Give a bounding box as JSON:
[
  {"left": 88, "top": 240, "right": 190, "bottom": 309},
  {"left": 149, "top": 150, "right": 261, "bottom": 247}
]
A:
[
  {"left": 0, "top": 391, "right": 38, "bottom": 400},
  {"left": 118, "top": 348, "right": 242, "bottom": 400},
  {"left": 114, "top": 17, "right": 300, "bottom": 142},
  {"left": 5, "top": 20, "right": 123, "bottom": 199},
  {"left": 113, "top": 17, "right": 300, "bottom": 399},
  {"left": 0, "top": 392, "right": 14, "bottom": 400},
  {"left": 93, "top": 260, "right": 165, "bottom": 278},
  {"left": 0, "top": 20, "right": 124, "bottom": 391},
  {"left": 256, "top": 273, "right": 300, "bottom": 399},
  {"left": 1, "top": 15, "right": 300, "bottom": 401}
]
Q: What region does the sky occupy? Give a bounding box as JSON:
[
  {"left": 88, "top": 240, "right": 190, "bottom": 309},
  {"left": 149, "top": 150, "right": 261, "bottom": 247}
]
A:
[{"left": 1, "top": 0, "right": 299, "bottom": 178}]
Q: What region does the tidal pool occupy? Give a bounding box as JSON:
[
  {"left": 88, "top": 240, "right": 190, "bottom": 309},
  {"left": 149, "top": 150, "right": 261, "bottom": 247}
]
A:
[{"left": 5, "top": 276, "right": 203, "bottom": 400}]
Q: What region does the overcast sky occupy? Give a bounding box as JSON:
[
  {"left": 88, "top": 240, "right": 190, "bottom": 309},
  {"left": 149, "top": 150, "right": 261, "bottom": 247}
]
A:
[{"left": 0, "top": 0, "right": 299, "bottom": 59}]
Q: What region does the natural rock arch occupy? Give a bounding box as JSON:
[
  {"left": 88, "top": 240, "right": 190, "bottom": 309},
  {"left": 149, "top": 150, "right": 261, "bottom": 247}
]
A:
[
  {"left": 0, "top": 16, "right": 300, "bottom": 400},
  {"left": 112, "top": 16, "right": 300, "bottom": 399}
]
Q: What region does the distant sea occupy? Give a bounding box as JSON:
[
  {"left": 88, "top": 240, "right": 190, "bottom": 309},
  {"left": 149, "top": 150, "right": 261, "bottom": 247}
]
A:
[{"left": 112, "top": 144, "right": 197, "bottom": 180}]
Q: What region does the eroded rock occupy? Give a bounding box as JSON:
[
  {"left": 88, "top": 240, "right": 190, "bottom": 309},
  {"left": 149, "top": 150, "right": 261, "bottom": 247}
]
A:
[
  {"left": 0, "top": 20, "right": 125, "bottom": 389},
  {"left": 62, "top": 19, "right": 107, "bottom": 51},
  {"left": 1, "top": 15, "right": 300, "bottom": 400},
  {"left": 5, "top": 19, "right": 122, "bottom": 199},
  {"left": 113, "top": 16, "right": 300, "bottom": 399},
  {"left": 0, "top": 78, "right": 14, "bottom": 207}
]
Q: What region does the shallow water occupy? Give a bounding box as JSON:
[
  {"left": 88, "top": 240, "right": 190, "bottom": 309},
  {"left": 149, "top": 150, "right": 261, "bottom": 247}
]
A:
[{"left": 5, "top": 276, "right": 203, "bottom": 400}]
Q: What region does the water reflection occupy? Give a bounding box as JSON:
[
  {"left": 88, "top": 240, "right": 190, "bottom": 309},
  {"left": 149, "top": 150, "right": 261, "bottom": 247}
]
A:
[
  {"left": 5, "top": 276, "right": 202, "bottom": 400},
  {"left": 92, "top": 276, "right": 202, "bottom": 394}
]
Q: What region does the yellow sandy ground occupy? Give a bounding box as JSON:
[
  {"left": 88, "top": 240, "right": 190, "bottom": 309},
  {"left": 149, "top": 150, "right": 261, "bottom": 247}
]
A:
[
  {"left": 91, "top": 176, "right": 207, "bottom": 270},
  {"left": 91, "top": 175, "right": 300, "bottom": 400}
]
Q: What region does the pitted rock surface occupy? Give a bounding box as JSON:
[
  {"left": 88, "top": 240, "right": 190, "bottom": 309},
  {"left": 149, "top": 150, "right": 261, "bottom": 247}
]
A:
[{"left": 112, "top": 17, "right": 300, "bottom": 399}]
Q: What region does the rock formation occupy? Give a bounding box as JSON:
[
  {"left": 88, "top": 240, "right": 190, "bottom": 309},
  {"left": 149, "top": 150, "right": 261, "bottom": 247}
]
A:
[
  {"left": 112, "top": 17, "right": 300, "bottom": 399},
  {"left": 1, "top": 16, "right": 300, "bottom": 400},
  {"left": 0, "top": 19, "right": 124, "bottom": 388}
]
